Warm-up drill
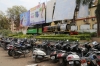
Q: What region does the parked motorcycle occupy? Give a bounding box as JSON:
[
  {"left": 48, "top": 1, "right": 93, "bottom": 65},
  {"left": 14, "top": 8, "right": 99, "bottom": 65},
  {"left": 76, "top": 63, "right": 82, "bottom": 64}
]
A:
[
  {"left": 32, "top": 40, "right": 52, "bottom": 63},
  {"left": 12, "top": 41, "right": 32, "bottom": 59},
  {"left": 50, "top": 40, "right": 64, "bottom": 63}
]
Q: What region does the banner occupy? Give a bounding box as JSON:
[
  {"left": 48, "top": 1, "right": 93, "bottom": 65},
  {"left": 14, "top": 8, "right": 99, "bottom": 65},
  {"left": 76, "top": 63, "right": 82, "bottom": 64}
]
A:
[
  {"left": 46, "top": 0, "right": 56, "bottom": 23},
  {"left": 77, "top": 0, "right": 89, "bottom": 18},
  {"left": 20, "top": 11, "right": 30, "bottom": 27},
  {"left": 53, "top": 0, "right": 76, "bottom": 21},
  {"left": 30, "top": 3, "right": 45, "bottom": 25}
]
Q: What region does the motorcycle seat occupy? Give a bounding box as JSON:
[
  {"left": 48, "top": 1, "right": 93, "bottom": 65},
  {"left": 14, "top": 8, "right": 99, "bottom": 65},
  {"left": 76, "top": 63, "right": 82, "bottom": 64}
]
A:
[{"left": 58, "top": 50, "right": 66, "bottom": 53}]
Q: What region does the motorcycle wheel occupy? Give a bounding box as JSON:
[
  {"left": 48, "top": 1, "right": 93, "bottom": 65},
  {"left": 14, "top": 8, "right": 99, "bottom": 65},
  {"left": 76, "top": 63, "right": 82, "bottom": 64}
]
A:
[
  {"left": 35, "top": 56, "right": 41, "bottom": 63},
  {"left": 12, "top": 51, "right": 20, "bottom": 59},
  {"left": 0, "top": 43, "right": 1, "bottom": 47},
  {"left": 52, "top": 59, "right": 58, "bottom": 63},
  {"left": 8, "top": 50, "right": 13, "bottom": 56},
  {"left": 89, "top": 61, "right": 97, "bottom": 66},
  {"left": 3, "top": 44, "right": 6, "bottom": 50},
  {"left": 59, "top": 59, "right": 66, "bottom": 66}
]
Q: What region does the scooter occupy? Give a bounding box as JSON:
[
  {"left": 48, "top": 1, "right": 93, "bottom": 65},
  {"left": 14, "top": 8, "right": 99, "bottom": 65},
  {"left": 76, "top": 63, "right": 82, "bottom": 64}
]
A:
[
  {"left": 66, "top": 52, "right": 81, "bottom": 66},
  {"left": 66, "top": 42, "right": 81, "bottom": 66},
  {"left": 55, "top": 40, "right": 71, "bottom": 66},
  {"left": 50, "top": 40, "right": 64, "bottom": 63},
  {"left": 32, "top": 40, "right": 51, "bottom": 63},
  {"left": 32, "top": 48, "right": 49, "bottom": 63}
]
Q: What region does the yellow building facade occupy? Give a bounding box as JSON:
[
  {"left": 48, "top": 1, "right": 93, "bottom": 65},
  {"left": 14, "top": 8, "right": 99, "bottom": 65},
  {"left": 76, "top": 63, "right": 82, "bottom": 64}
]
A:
[{"left": 76, "top": 6, "right": 97, "bottom": 32}]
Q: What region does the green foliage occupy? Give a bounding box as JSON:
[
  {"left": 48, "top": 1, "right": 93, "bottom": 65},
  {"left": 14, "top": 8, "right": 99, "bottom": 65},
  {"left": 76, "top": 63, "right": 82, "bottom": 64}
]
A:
[
  {"left": 0, "top": 29, "right": 12, "bottom": 36},
  {"left": 0, "top": 11, "right": 10, "bottom": 29},
  {"left": 78, "top": 32, "right": 97, "bottom": 37},
  {"left": 99, "top": 0, "right": 100, "bottom": 4},
  {"left": 6, "top": 5, "right": 27, "bottom": 28},
  {"left": 36, "top": 37, "right": 80, "bottom": 41},
  {"left": 90, "top": 32, "right": 97, "bottom": 37},
  {"left": 36, "top": 34, "right": 91, "bottom": 41},
  {"left": 8, "top": 33, "right": 33, "bottom": 39}
]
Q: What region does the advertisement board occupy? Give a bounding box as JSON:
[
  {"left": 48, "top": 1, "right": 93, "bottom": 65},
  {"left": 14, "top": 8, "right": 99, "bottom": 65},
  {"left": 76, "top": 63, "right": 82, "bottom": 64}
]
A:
[
  {"left": 53, "top": 0, "right": 76, "bottom": 21},
  {"left": 46, "top": 0, "right": 56, "bottom": 23},
  {"left": 20, "top": 11, "right": 30, "bottom": 27},
  {"left": 77, "top": 0, "right": 89, "bottom": 18},
  {"left": 30, "top": 3, "right": 45, "bottom": 25}
]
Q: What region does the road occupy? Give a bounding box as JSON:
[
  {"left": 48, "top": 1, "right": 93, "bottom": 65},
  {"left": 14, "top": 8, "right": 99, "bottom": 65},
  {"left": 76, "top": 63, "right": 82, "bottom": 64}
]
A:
[{"left": 0, "top": 47, "right": 57, "bottom": 66}]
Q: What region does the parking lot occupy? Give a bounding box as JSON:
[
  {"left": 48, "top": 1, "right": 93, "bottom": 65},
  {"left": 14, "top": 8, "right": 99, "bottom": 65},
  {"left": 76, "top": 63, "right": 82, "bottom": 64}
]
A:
[{"left": 0, "top": 48, "right": 58, "bottom": 66}]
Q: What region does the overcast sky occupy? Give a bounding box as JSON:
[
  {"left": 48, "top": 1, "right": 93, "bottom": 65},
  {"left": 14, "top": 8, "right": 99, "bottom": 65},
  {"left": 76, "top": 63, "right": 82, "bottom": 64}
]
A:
[{"left": 0, "top": 0, "right": 50, "bottom": 14}]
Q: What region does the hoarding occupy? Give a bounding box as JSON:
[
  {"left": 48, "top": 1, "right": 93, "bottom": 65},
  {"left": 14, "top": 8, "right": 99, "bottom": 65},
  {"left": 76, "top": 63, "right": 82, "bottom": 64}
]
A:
[
  {"left": 77, "top": 0, "right": 89, "bottom": 18},
  {"left": 30, "top": 3, "right": 45, "bottom": 25},
  {"left": 53, "top": 0, "right": 76, "bottom": 21},
  {"left": 20, "top": 11, "right": 30, "bottom": 27},
  {"left": 46, "top": 0, "right": 56, "bottom": 23}
]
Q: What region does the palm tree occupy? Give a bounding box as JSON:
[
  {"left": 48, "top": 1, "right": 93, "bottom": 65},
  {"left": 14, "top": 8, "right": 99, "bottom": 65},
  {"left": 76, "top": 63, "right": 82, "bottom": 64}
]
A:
[{"left": 76, "top": 0, "right": 100, "bottom": 37}]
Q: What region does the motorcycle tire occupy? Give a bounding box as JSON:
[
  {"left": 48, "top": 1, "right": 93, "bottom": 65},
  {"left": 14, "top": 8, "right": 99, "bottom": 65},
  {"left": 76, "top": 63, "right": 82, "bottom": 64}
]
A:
[
  {"left": 35, "top": 56, "right": 41, "bottom": 63},
  {"left": 59, "top": 59, "right": 66, "bottom": 66},
  {"left": 52, "top": 59, "right": 58, "bottom": 63},
  {"left": 0, "top": 43, "right": 1, "bottom": 47},
  {"left": 8, "top": 50, "right": 13, "bottom": 56},
  {"left": 87, "top": 61, "right": 97, "bottom": 66},
  {"left": 12, "top": 51, "right": 20, "bottom": 59},
  {"left": 3, "top": 44, "right": 6, "bottom": 50}
]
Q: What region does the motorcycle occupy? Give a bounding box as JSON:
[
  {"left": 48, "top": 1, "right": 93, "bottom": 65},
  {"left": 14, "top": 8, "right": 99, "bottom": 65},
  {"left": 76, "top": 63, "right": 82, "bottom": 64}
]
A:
[
  {"left": 66, "top": 52, "right": 81, "bottom": 66},
  {"left": 12, "top": 41, "right": 31, "bottom": 59},
  {"left": 7, "top": 43, "right": 14, "bottom": 56},
  {"left": 32, "top": 40, "right": 52, "bottom": 63},
  {"left": 66, "top": 41, "right": 81, "bottom": 66},
  {"left": 56, "top": 40, "right": 71, "bottom": 66},
  {"left": 50, "top": 40, "right": 64, "bottom": 63}
]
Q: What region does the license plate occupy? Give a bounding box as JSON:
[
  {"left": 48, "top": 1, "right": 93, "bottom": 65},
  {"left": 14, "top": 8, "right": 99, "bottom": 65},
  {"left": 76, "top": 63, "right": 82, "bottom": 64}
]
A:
[
  {"left": 81, "top": 63, "right": 87, "bottom": 66},
  {"left": 51, "top": 56, "right": 55, "bottom": 60},
  {"left": 69, "top": 61, "right": 74, "bottom": 64}
]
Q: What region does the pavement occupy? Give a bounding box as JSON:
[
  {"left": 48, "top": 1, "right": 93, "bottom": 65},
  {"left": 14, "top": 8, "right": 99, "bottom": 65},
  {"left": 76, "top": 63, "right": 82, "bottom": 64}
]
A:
[{"left": 0, "top": 47, "right": 57, "bottom": 66}]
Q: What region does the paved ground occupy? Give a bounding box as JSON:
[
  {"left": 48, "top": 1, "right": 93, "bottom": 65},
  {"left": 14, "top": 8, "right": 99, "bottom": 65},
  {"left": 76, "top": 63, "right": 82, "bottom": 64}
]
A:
[{"left": 0, "top": 47, "right": 58, "bottom": 66}]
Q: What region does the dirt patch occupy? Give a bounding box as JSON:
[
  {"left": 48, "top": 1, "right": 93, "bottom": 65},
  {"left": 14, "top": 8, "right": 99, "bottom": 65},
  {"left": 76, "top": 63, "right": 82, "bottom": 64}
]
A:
[{"left": 92, "top": 37, "right": 100, "bottom": 42}]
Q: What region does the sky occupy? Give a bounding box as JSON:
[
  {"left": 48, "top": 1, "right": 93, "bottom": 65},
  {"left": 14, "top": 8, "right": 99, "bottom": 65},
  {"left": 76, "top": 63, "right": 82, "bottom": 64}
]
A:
[{"left": 0, "top": 0, "right": 50, "bottom": 14}]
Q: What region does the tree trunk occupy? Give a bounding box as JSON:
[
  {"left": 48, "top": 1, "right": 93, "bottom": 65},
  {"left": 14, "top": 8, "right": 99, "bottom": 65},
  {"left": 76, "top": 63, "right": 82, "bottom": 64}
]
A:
[
  {"left": 96, "top": 4, "right": 100, "bottom": 37},
  {"left": 97, "top": 17, "right": 100, "bottom": 37}
]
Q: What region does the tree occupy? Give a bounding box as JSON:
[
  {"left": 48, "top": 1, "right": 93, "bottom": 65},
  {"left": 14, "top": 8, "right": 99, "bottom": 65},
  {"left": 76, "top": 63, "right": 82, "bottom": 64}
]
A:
[
  {"left": 0, "top": 11, "right": 4, "bottom": 18},
  {"left": 76, "top": 0, "right": 100, "bottom": 37},
  {"left": 6, "top": 5, "right": 27, "bottom": 29},
  {"left": 0, "top": 11, "right": 10, "bottom": 29}
]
